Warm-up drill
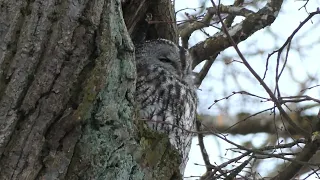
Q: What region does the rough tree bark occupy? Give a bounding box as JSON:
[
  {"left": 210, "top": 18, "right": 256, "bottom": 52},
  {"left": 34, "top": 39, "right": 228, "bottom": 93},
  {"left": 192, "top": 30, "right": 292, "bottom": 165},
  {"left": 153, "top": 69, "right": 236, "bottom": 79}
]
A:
[{"left": 0, "top": 0, "right": 181, "bottom": 179}]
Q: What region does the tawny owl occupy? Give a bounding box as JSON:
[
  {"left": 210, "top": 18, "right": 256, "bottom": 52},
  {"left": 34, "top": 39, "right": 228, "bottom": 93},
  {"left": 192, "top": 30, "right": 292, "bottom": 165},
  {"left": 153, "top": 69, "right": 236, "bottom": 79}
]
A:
[{"left": 135, "top": 39, "right": 197, "bottom": 174}]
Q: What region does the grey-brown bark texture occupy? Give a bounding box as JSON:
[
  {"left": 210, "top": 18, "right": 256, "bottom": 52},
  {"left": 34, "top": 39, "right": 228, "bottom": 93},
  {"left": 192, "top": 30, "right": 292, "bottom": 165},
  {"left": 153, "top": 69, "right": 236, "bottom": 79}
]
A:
[
  {"left": 0, "top": 0, "right": 181, "bottom": 179},
  {"left": 3, "top": 0, "right": 309, "bottom": 179}
]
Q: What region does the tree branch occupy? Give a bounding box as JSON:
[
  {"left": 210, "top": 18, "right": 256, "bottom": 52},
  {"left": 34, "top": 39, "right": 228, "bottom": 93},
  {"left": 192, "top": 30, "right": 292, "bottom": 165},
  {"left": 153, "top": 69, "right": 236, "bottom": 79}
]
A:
[
  {"left": 209, "top": 0, "right": 310, "bottom": 137},
  {"left": 190, "top": 0, "right": 284, "bottom": 68},
  {"left": 271, "top": 139, "right": 320, "bottom": 180}
]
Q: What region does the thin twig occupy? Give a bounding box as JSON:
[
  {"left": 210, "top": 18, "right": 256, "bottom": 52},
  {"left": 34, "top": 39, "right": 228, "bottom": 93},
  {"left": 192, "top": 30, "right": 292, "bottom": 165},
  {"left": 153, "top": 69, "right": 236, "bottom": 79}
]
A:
[{"left": 210, "top": 0, "right": 311, "bottom": 137}]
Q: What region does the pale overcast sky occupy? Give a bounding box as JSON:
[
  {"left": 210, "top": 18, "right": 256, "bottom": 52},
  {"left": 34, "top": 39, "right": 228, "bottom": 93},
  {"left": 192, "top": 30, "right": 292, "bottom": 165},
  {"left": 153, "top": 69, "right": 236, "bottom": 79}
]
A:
[{"left": 175, "top": 0, "right": 320, "bottom": 179}]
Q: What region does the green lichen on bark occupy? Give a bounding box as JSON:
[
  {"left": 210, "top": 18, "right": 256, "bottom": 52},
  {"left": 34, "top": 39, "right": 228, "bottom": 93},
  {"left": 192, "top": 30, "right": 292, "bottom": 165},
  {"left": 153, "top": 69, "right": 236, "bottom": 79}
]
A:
[
  {"left": 134, "top": 121, "right": 182, "bottom": 180},
  {"left": 0, "top": 0, "right": 184, "bottom": 179},
  {"left": 64, "top": 0, "right": 184, "bottom": 179},
  {"left": 65, "top": 0, "right": 144, "bottom": 179}
]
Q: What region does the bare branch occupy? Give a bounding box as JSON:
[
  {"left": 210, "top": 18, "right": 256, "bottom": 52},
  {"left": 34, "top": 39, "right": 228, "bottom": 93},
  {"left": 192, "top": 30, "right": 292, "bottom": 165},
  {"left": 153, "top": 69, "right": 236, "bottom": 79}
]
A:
[
  {"left": 195, "top": 120, "right": 212, "bottom": 172},
  {"left": 190, "top": 0, "right": 284, "bottom": 68},
  {"left": 209, "top": 0, "right": 310, "bottom": 137},
  {"left": 271, "top": 139, "right": 320, "bottom": 180},
  {"left": 194, "top": 55, "right": 218, "bottom": 87}
]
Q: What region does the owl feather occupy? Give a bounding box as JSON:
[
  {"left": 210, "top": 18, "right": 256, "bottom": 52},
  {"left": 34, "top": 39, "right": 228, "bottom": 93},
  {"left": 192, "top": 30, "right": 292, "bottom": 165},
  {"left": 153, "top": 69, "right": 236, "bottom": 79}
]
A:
[{"left": 135, "top": 39, "right": 197, "bottom": 174}]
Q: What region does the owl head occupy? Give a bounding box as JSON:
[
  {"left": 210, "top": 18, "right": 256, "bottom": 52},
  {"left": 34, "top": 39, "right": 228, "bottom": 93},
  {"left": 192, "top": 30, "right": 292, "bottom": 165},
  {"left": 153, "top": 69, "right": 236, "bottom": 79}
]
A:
[{"left": 135, "top": 39, "right": 193, "bottom": 79}]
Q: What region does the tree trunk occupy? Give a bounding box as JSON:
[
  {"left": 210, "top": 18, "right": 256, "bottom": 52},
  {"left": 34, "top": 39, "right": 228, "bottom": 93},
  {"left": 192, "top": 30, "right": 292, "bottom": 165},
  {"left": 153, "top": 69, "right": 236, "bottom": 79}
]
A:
[{"left": 0, "top": 0, "right": 181, "bottom": 179}]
